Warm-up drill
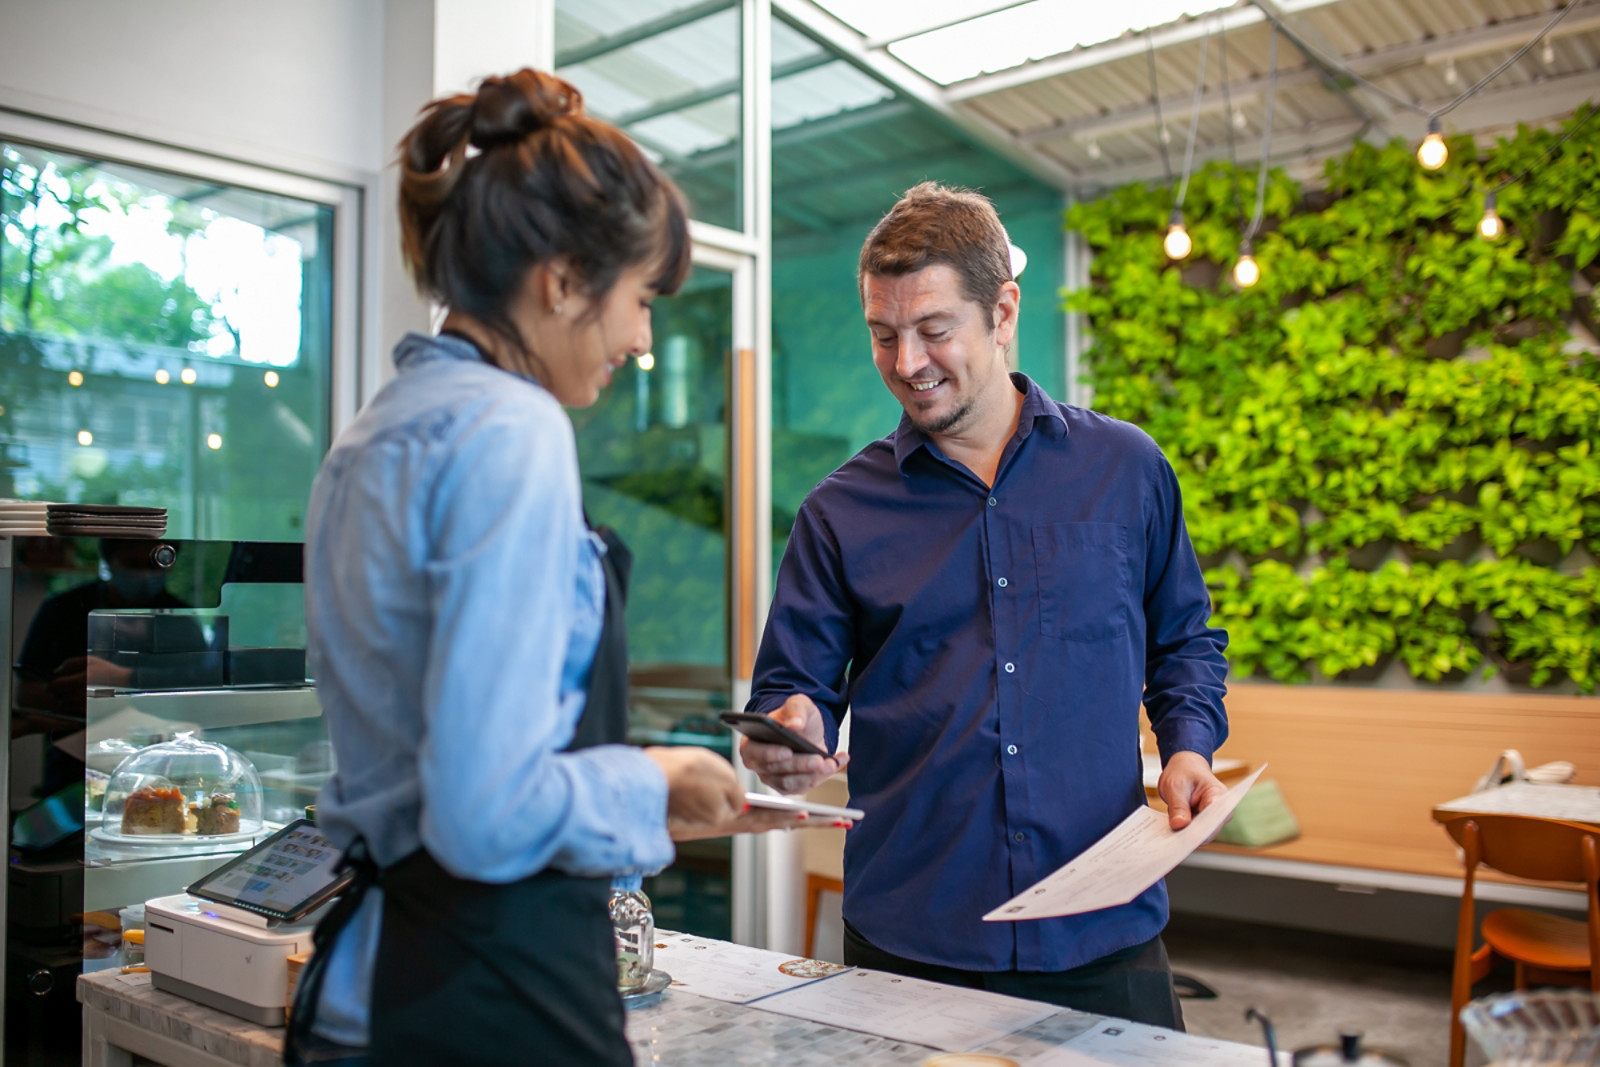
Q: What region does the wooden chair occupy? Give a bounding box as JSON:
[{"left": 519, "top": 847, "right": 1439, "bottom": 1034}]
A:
[{"left": 1441, "top": 814, "right": 1600, "bottom": 1067}]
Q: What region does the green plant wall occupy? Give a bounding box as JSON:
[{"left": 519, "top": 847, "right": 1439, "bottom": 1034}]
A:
[{"left": 1065, "top": 108, "right": 1600, "bottom": 692}]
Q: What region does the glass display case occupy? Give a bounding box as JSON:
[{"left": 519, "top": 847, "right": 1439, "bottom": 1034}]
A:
[{"left": 3, "top": 534, "right": 320, "bottom": 1066}]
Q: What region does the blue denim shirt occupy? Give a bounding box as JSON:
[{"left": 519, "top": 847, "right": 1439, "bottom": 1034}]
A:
[
  {"left": 748, "top": 373, "right": 1228, "bottom": 974},
  {"left": 304, "top": 332, "right": 672, "bottom": 1044}
]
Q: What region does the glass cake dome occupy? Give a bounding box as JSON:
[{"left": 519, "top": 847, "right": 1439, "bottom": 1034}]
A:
[
  {"left": 85, "top": 737, "right": 142, "bottom": 776},
  {"left": 101, "top": 733, "right": 263, "bottom": 841}
]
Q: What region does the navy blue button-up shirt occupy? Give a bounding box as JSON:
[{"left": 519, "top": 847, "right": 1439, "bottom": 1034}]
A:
[{"left": 748, "top": 373, "right": 1228, "bottom": 973}]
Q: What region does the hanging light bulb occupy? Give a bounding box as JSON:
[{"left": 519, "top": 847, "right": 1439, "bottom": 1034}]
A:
[
  {"left": 1417, "top": 118, "right": 1448, "bottom": 170},
  {"left": 1541, "top": 39, "right": 1555, "bottom": 64},
  {"left": 1233, "top": 239, "right": 1261, "bottom": 288},
  {"left": 1163, "top": 208, "right": 1193, "bottom": 260},
  {"left": 1478, "top": 191, "right": 1502, "bottom": 239},
  {"left": 1443, "top": 57, "right": 1458, "bottom": 86},
  {"left": 1087, "top": 139, "right": 1103, "bottom": 160}
]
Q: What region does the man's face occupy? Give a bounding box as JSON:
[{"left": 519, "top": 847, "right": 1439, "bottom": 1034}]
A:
[{"left": 863, "top": 265, "right": 1017, "bottom": 438}]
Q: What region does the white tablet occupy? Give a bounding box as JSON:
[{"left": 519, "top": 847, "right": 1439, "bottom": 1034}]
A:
[{"left": 744, "top": 791, "right": 864, "bottom": 821}]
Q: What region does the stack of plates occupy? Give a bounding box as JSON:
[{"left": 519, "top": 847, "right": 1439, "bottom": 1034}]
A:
[
  {"left": 46, "top": 504, "right": 168, "bottom": 538},
  {"left": 0, "top": 500, "right": 51, "bottom": 537}
]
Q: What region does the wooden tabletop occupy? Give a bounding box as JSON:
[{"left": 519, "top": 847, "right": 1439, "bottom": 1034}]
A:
[{"left": 1431, "top": 781, "right": 1600, "bottom": 829}]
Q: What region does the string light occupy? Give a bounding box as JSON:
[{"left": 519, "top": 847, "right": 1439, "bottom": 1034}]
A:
[
  {"left": 154, "top": 369, "right": 170, "bottom": 385},
  {"left": 1087, "top": 139, "right": 1102, "bottom": 160},
  {"left": 1417, "top": 118, "right": 1448, "bottom": 170},
  {"left": 1443, "top": 57, "right": 1458, "bottom": 87},
  {"left": 181, "top": 367, "right": 198, "bottom": 385},
  {"left": 1164, "top": 15, "right": 1211, "bottom": 264},
  {"left": 264, "top": 371, "right": 280, "bottom": 388},
  {"left": 1233, "top": 240, "right": 1261, "bottom": 287},
  {"left": 68, "top": 370, "right": 84, "bottom": 387},
  {"left": 1477, "top": 192, "right": 1502, "bottom": 239},
  {"left": 1541, "top": 39, "right": 1556, "bottom": 64},
  {"left": 206, "top": 433, "right": 223, "bottom": 450},
  {"left": 1164, "top": 209, "right": 1193, "bottom": 260},
  {"left": 77, "top": 430, "right": 94, "bottom": 446}
]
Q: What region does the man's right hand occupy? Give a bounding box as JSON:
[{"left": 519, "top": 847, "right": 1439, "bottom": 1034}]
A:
[
  {"left": 738, "top": 694, "right": 848, "bottom": 795},
  {"left": 644, "top": 746, "right": 744, "bottom": 836}
]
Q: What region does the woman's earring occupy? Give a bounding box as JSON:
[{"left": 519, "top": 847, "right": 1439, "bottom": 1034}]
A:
[{"left": 553, "top": 303, "right": 563, "bottom": 315}]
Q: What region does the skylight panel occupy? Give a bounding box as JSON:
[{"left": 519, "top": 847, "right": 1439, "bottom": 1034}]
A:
[
  {"left": 877, "top": 0, "right": 1237, "bottom": 86},
  {"left": 772, "top": 61, "right": 894, "bottom": 129}
]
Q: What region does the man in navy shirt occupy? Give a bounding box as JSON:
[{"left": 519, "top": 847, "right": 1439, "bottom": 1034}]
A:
[{"left": 740, "top": 183, "right": 1230, "bottom": 1029}]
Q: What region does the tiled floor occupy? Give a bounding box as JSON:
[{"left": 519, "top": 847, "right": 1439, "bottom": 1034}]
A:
[{"left": 1165, "top": 914, "right": 1510, "bottom": 1067}]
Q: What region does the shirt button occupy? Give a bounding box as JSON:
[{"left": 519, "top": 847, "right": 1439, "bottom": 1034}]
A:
[
  {"left": 1013, "top": 831, "right": 1026, "bottom": 843},
  {"left": 1007, "top": 744, "right": 1018, "bottom": 755},
  {"left": 987, "top": 496, "right": 997, "bottom": 507},
  {"left": 997, "top": 577, "right": 1008, "bottom": 588},
  {"left": 1004, "top": 662, "right": 1015, "bottom": 673}
]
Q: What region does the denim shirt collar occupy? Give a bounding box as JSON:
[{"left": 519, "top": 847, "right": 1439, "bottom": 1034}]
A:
[
  {"left": 891, "top": 372, "right": 1069, "bottom": 471},
  {"left": 392, "top": 330, "right": 489, "bottom": 372}
]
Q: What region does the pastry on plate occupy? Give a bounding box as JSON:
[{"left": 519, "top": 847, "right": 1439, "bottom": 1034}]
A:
[
  {"left": 191, "top": 793, "right": 241, "bottom": 835},
  {"left": 121, "top": 786, "right": 186, "bottom": 834}
]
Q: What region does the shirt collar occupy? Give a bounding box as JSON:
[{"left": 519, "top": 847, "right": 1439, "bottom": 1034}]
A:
[
  {"left": 393, "top": 330, "right": 488, "bottom": 372},
  {"left": 891, "top": 372, "right": 1068, "bottom": 471}
]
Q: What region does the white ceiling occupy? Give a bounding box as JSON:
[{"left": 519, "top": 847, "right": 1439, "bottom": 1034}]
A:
[{"left": 775, "top": 0, "right": 1600, "bottom": 194}]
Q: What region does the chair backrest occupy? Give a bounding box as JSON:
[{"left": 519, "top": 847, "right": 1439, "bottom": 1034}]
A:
[{"left": 1441, "top": 813, "right": 1600, "bottom": 885}]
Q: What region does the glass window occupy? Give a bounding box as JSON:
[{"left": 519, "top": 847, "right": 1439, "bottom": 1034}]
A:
[
  {"left": 769, "top": 22, "right": 1064, "bottom": 572},
  {"left": 555, "top": 0, "right": 744, "bottom": 233},
  {"left": 573, "top": 263, "right": 735, "bottom": 938},
  {"left": 1, "top": 141, "right": 333, "bottom": 540}
]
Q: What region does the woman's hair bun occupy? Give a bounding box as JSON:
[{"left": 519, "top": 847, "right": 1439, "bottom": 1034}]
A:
[{"left": 469, "top": 70, "right": 584, "bottom": 150}]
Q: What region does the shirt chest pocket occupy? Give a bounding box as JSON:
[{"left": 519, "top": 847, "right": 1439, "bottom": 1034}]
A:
[{"left": 1032, "top": 522, "right": 1131, "bottom": 642}]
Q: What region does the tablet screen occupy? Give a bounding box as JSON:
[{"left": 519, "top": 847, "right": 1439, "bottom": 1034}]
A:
[{"left": 189, "top": 819, "right": 351, "bottom": 922}]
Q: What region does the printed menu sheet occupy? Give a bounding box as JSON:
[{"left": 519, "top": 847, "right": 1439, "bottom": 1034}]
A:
[
  {"left": 651, "top": 931, "right": 851, "bottom": 1004},
  {"left": 986, "top": 766, "right": 1267, "bottom": 921},
  {"left": 1031, "top": 1018, "right": 1289, "bottom": 1066},
  {"left": 751, "top": 967, "right": 1059, "bottom": 1052}
]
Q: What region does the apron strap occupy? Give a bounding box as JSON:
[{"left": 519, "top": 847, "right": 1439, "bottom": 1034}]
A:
[{"left": 284, "top": 838, "right": 379, "bottom": 1066}]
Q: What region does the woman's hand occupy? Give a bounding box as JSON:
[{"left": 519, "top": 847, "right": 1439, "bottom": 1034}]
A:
[{"left": 644, "top": 746, "right": 743, "bottom": 837}]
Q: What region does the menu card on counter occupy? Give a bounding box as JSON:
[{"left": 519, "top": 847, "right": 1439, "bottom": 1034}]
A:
[
  {"left": 752, "top": 967, "right": 1059, "bottom": 1052},
  {"left": 986, "top": 766, "right": 1267, "bottom": 921},
  {"left": 651, "top": 931, "right": 852, "bottom": 1004},
  {"left": 1030, "top": 1018, "right": 1290, "bottom": 1066}
]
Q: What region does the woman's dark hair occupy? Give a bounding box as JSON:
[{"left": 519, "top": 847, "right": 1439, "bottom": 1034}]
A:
[{"left": 397, "top": 69, "right": 692, "bottom": 367}]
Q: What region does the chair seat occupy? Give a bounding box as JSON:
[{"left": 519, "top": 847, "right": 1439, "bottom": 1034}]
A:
[{"left": 1482, "top": 908, "right": 1593, "bottom": 971}]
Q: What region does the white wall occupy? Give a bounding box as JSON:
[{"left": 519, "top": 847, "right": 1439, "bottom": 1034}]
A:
[{"left": 0, "top": 0, "right": 386, "bottom": 183}]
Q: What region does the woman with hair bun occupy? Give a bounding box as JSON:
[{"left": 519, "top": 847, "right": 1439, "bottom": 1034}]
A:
[{"left": 286, "top": 69, "right": 782, "bottom": 1065}]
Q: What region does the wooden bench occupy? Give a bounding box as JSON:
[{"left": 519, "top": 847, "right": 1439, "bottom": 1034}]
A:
[{"left": 1202, "top": 683, "right": 1600, "bottom": 883}]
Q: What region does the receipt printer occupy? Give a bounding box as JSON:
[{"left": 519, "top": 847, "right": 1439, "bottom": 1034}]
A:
[{"left": 145, "top": 893, "right": 318, "bottom": 1025}]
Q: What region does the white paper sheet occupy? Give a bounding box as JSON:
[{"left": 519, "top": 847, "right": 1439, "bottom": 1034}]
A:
[
  {"left": 649, "top": 931, "right": 851, "bottom": 1004},
  {"left": 985, "top": 765, "right": 1268, "bottom": 921},
  {"left": 752, "top": 967, "right": 1059, "bottom": 1052},
  {"left": 1030, "top": 1017, "right": 1287, "bottom": 1066}
]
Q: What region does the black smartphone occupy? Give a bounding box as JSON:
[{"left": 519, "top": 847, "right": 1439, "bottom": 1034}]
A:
[{"left": 719, "top": 711, "right": 829, "bottom": 757}]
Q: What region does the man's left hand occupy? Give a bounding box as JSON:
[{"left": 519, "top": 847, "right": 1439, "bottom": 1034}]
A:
[{"left": 1158, "top": 750, "right": 1227, "bottom": 831}]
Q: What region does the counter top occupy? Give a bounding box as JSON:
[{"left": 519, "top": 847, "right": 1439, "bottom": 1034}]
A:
[{"left": 80, "top": 935, "right": 1280, "bottom": 1066}]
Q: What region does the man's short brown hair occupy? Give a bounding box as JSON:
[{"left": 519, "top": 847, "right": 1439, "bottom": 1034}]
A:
[{"left": 858, "top": 182, "right": 1011, "bottom": 316}]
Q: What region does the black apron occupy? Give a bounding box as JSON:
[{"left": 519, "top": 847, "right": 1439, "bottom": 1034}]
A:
[{"left": 288, "top": 527, "right": 635, "bottom": 1066}]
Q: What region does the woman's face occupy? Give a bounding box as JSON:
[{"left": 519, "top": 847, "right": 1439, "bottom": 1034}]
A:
[{"left": 525, "top": 263, "right": 657, "bottom": 408}]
